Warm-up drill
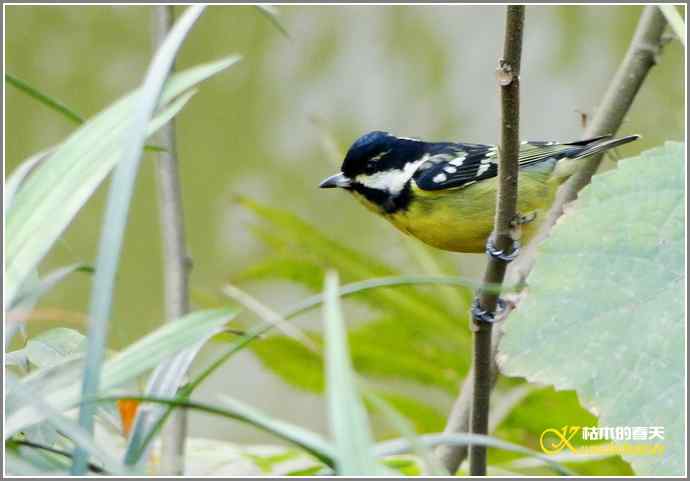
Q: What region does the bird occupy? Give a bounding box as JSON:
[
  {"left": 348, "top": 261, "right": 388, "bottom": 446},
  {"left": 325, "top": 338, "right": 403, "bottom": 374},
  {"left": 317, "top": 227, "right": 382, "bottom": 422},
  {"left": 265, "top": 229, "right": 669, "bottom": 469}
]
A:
[{"left": 319, "top": 131, "right": 639, "bottom": 254}]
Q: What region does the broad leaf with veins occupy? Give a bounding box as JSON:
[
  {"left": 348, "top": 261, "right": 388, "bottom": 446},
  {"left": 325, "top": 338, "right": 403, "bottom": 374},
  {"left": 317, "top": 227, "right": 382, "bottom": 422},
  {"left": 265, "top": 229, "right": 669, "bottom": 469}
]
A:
[{"left": 498, "top": 142, "right": 685, "bottom": 476}]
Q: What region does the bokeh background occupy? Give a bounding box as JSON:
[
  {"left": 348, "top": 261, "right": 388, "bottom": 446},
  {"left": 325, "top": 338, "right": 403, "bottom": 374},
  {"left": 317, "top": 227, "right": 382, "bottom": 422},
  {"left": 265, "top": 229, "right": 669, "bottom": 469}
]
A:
[{"left": 5, "top": 5, "right": 684, "bottom": 446}]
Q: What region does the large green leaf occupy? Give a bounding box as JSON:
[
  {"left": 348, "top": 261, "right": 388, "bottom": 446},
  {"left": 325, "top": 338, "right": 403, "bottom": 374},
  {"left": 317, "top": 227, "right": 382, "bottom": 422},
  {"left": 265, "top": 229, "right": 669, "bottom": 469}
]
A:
[{"left": 498, "top": 142, "right": 685, "bottom": 476}]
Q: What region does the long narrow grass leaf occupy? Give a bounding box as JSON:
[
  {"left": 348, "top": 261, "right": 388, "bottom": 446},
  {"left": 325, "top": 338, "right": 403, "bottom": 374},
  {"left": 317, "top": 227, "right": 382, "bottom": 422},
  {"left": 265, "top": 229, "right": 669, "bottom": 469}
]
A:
[
  {"left": 129, "top": 324, "right": 268, "bottom": 462},
  {"left": 323, "top": 271, "right": 379, "bottom": 475},
  {"left": 123, "top": 324, "right": 225, "bottom": 465},
  {"left": 72, "top": 7, "right": 207, "bottom": 473},
  {"left": 254, "top": 5, "right": 289, "bottom": 38},
  {"left": 5, "top": 73, "right": 84, "bottom": 124},
  {"left": 4, "top": 148, "right": 54, "bottom": 214},
  {"left": 375, "top": 433, "right": 576, "bottom": 475},
  {"left": 10, "top": 263, "right": 92, "bottom": 310},
  {"left": 9, "top": 383, "right": 131, "bottom": 475},
  {"left": 222, "top": 284, "right": 318, "bottom": 352},
  {"left": 6, "top": 308, "right": 236, "bottom": 439},
  {"left": 364, "top": 392, "right": 448, "bottom": 475},
  {"left": 94, "top": 394, "right": 336, "bottom": 466},
  {"left": 283, "top": 275, "right": 501, "bottom": 320},
  {"left": 5, "top": 56, "right": 236, "bottom": 306}
]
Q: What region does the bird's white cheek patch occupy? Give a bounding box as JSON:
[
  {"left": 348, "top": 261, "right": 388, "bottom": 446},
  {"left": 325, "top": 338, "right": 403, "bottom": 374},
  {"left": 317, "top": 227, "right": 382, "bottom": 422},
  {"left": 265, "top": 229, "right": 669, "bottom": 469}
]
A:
[{"left": 356, "top": 159, "right": 424, "bottom": 194}]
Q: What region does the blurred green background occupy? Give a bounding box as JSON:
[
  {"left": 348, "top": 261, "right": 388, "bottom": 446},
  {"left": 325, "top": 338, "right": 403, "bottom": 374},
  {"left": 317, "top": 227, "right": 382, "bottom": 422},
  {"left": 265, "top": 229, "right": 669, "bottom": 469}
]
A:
[{"left": 5, "top": 5, "right": 684, "bottom": 448}]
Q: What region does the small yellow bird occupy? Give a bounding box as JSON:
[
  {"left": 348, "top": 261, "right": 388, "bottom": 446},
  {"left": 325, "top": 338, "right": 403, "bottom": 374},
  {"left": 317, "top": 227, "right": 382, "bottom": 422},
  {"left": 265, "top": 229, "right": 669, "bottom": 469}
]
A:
[{"left": 320, "top": 131, "right": 639, "bottom": 253}]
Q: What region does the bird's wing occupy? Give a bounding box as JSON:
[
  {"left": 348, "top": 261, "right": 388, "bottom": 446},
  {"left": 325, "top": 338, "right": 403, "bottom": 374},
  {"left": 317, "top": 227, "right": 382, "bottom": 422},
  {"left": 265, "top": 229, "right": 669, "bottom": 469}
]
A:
[{"left": 413, "top": 139, "right": 607, "bottom": 191}]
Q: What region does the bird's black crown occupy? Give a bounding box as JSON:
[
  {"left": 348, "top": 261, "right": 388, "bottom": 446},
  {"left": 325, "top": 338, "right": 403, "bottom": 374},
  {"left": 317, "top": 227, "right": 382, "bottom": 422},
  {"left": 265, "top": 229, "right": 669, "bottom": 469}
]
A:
[{"left": 341, "top": 131, "right": 426, "bottom": 178}]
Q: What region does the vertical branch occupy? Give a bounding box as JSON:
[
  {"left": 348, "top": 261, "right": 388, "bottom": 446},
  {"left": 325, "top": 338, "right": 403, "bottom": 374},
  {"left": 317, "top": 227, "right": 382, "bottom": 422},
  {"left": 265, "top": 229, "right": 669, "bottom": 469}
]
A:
[
  {"left": 437, "top": 6, "right": 668, "bottom": 474},
  {"left": 152, "top": 5, "right": 192, "bottom": 476},
  {"left": 469, "top": 5, "right": 524, "bottom": 477}
]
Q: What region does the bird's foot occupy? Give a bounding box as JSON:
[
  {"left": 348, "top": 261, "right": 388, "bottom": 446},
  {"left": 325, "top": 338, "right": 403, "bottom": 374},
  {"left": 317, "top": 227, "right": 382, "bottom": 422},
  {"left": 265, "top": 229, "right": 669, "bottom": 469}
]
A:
[
  {"left": 513, "top": 211, "right": 537, "bottom": 226},
  {"left": 486, "top": 237, "right": 521, "bottom": 263},
  {"left": 470, "top": 298, "right": 509, "bottom": 331}
]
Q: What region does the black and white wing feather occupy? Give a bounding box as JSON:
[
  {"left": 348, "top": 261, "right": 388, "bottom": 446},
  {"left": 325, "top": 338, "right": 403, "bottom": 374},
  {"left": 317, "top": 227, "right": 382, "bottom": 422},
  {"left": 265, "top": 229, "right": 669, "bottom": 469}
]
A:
[
  {"left": 413, "top": 144, "right": 500, "bottom": 191},
  {"left": 412, "top": 135, "right": 625, "bottom": 191}
]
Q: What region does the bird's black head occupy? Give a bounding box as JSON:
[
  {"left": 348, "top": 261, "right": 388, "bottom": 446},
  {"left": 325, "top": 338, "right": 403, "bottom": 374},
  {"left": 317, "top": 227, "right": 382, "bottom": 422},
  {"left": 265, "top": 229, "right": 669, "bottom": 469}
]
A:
[
  {"left": 340, "top": 131, "right": 400, "bottom": 178},
  {"left": 319, "top": 131, "right": 428, "bottom": 213}
]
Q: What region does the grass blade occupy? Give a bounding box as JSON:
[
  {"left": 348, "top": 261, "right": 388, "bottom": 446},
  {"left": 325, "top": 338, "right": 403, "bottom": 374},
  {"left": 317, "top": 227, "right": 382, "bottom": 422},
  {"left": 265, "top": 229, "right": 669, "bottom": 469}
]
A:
[
  {"left": 283, "top": 275, "right": 500, "bottom": 320},
  {"left": 5, "top": 73, "right": 84, "bottom": 124},
  {"left": 254, "top": 5, "right": 289, "bottom": 38},
  {"left": 72, "top": 6, "right": 207, "bottom": 473},
  {"left": 218, "top": 395, "right": 335, "bottom": 465},
  {"left": 323, "top": 271, "right": 380, "bottom": 475},
  {"left": 9, "top": 382, "right": 131, "bottom": 475},
  {"left": 123, "top": 328, "right": 224, "bottom": 465},
  {"left": 95, "top": 394, "right": 336, "bottom": 466},
  {"left": 4, "top": 148, "right": 54, "bottom": 214},
  {"left": 5, "top": 56, "right": 237, "bottom": 306},
  {"left": 375, "top": 433, "right": 576, "bottom": 476},
  {"left": 364, "top": 391, "right": 448, "bottom": 475},
  {"left": 9, "top": 263, "right": 92, "bottom": 311},
  {"left": 222, "top": 284, "right": 318, "bottom": 352},
  {"left": 128, "top": 325, "right": 269, "bottom": 463},
  {"left": 6, "top": 308, "right": 236, "bottom": 439}
]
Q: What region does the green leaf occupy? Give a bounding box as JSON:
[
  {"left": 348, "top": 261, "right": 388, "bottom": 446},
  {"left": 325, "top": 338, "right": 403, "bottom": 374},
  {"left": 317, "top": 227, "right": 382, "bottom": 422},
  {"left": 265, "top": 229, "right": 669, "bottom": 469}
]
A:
[
  {"left": 74, "top": 9, "right": 209, "bottom": 471},
  {"left": 254, "top": 5, "right": 290, "bottom": 38},
  {"left": 218, "top": 396, "right": 335, "bottom": 466},
  {"left": 4, "top": 148, "right": 54, "bottom": 213},
  {"left": 123, "top": 324, "right": 227, "bottom": 465},
  {"left": 252, "top": 312, "right": 467, "bottom": 395},
  {"left": 237, "top": 197, "right": 462, "bottom": 330},
  {"left": 5, "top": 73, "right": 84, "bottom": 124},
  {"left": 6, "top": 55, "right": 239, "bottom": 306},
  {"left": 10, "top": 263, "right": 92, "bottom": 311},
  {"left": 6, "top": 308, "right": 237, "bottom": 438},
  {"left": 372, "top": 392, "right": 447, "bottom": 434},
  {"left": 93, "top": 394, "right": 336, "bottom": 467},
  {"left": 9, "top": 383, "right": 132, "bottom": 475},
  {"left": 376, "top": 432, "right": 576, "bottom": 475},
  {"left": 25, "top": 328, "right": 87, "bottom": 369},
  {"left": 498, "top": 142, "right": 684, "bottom": 476},
  {"left": 251, "top": 334, "right": 324, "bottom": 392},
  {"left": 129, "top": 324, "right": 271, "bottom": 463},
  {"left": 323, "top": 271, "right": 380, "bottom": 475},
  {"left": 365, "top": 391, "right": 448, "bottom": 475}
]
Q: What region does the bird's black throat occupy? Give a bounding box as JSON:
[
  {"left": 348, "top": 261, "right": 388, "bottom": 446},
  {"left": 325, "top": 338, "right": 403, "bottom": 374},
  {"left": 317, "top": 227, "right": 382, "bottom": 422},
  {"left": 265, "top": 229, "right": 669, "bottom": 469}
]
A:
[{"left": 350, "top": 181, "right": 412, "bottom": 214}]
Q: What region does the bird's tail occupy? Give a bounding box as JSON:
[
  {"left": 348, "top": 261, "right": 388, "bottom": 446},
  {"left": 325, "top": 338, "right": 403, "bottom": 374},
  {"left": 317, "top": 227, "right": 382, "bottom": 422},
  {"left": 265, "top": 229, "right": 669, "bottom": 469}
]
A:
[
  {"left": 551, "top": 134, "right": 640, "bottom": 181},
  {"left": 572, "top": 134, "right": 641, "bottom": 159}
]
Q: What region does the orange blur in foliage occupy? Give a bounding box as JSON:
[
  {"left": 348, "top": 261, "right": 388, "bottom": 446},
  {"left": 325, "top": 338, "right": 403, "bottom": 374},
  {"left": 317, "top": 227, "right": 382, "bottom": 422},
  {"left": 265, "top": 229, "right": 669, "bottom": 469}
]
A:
[{"left": 117, "top": 399, "right": 140, "bottom": 438}]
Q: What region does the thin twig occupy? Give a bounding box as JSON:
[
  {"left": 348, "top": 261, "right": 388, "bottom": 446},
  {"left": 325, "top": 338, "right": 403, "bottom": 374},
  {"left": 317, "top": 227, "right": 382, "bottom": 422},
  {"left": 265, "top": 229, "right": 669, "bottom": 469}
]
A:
[
  {"left": 152, "top": 5, "right": 192, "bottom": 476},
  {"left": 437, "top": 6, "right": 669, "bottom": 474},
  {"left": 467, "top": 6, "right": 524, "bottom": 477}
]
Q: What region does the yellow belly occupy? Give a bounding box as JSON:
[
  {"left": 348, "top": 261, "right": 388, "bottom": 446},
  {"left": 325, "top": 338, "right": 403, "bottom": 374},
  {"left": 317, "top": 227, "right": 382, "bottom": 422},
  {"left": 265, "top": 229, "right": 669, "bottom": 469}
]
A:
[{"left": 376, "top": 174, "right": 557, "bottom": 253}]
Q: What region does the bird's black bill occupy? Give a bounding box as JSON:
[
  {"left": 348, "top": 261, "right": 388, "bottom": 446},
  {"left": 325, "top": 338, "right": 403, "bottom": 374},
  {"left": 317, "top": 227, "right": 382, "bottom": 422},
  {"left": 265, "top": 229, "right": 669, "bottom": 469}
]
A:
[{"left": 319, "top": 172, "right": 352, "bottom": 188}]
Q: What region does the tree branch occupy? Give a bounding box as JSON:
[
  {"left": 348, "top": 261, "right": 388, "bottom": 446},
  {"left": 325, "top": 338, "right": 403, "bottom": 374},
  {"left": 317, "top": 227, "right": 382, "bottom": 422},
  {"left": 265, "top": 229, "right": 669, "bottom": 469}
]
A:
[
  {"left": 467, "top": 5, "right": 524, "bottom": 477},
  {"left": 152, "top": 5, "right": 192, "bottom": 476},
  {"left": 437, "top": 6, "right": 668, "bottom": 474}
]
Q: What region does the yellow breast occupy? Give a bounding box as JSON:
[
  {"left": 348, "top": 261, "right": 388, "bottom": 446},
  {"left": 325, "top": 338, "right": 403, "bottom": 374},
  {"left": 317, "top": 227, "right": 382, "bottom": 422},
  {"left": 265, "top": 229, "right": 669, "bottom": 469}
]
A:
[{"left": 353, "top": 172, "right": 558, "bottom": 253}]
